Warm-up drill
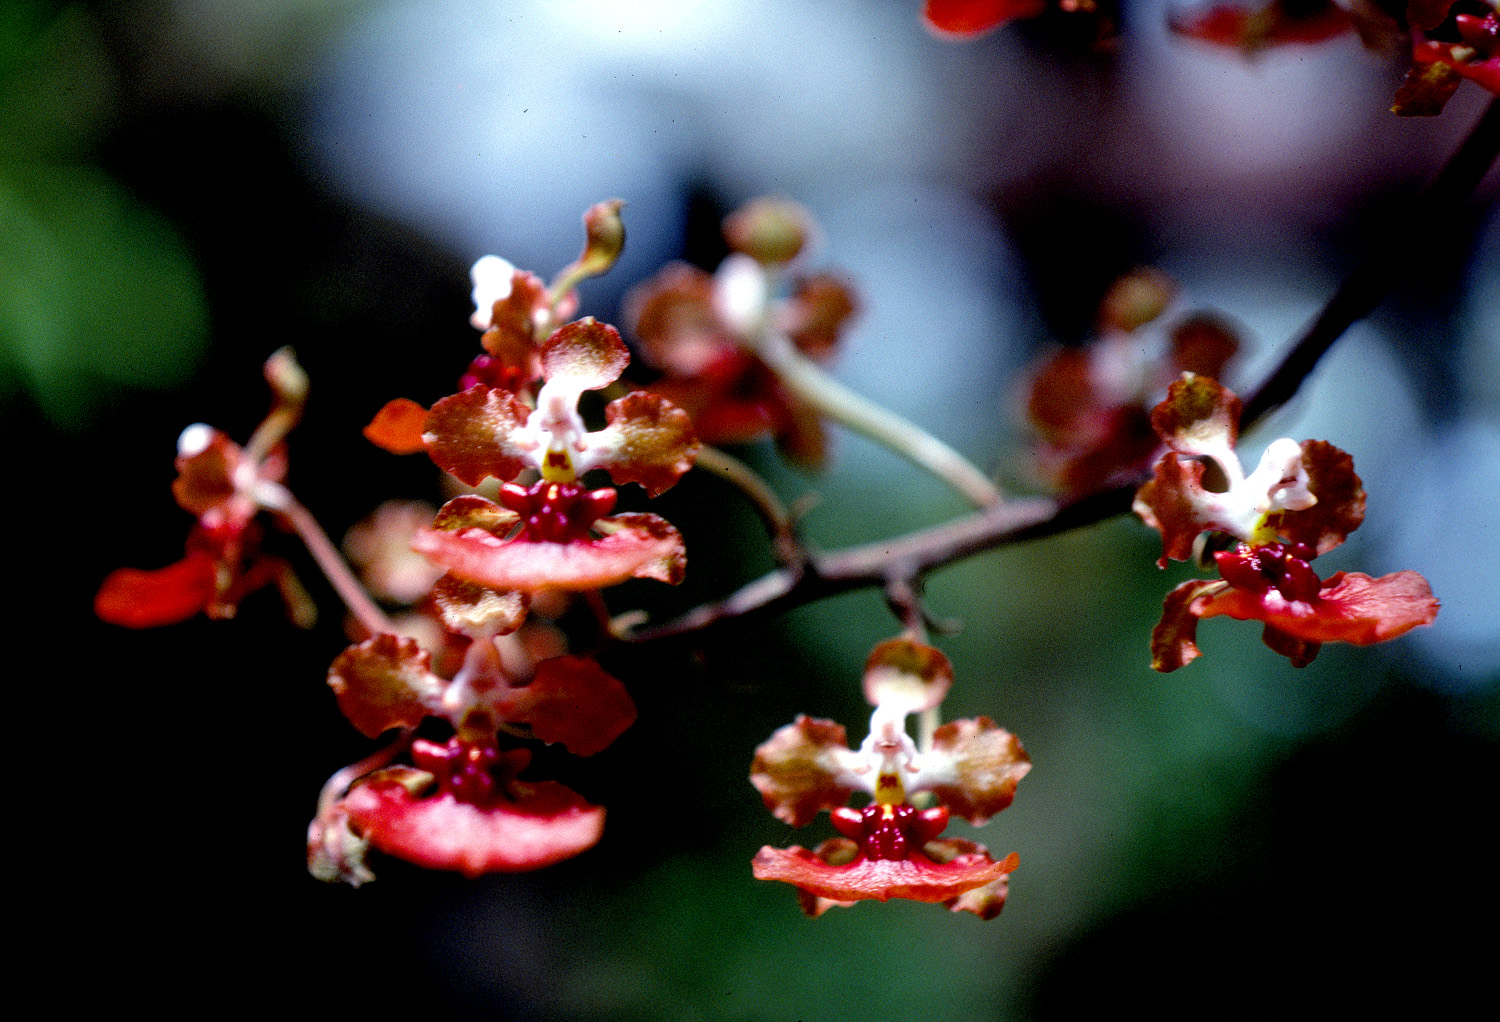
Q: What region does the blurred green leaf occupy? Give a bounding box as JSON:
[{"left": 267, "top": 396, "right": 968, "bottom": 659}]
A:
[{"left": 0, "top": 3, "right": 206, "bottom": 427}]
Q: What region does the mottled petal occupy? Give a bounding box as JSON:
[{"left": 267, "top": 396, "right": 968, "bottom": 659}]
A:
[
  {"left": 431, "top": 574, "right": 529, "bottom": 637},
  {"left": 343, "top": 777, "right": 605, "bottom": 877},
  {"left": 327, "top": 634, "right": 448, "bottom": 739},
  {"left": 1151, "top": 373, "right": 1241, "bottom": 460},
  {"left": 539, "top": 317, "right": 630, "bottom": 392},
  {"left": 922, "top": 717, "right": 1031, "bottom": 825},
  {"left": 423, "top": 386, "right": 535, "bottom": 485},
  {"left": 1262, "top": 440, "right": 1365, "bottom": 555},
  {"left": 1151, "top": 578, "right": 1229, "bottom": 672},
  {"left": 862, "top": 638, "right": 953, "bottom": 714},
  {"left": 926, "top": 841, "right": 1020, "bottom": 919},
  {"left": 1134, "top": 453, "right": 1215, "bottom": 566},
  {"left": 750, "top": 716, "right": 859, "bottom": 827},
  {"left": 584, "top": 392, "right": 700, "bottom": 495},
  {"left": 723, "top": 197, "right": 813, "bottom": 265}
]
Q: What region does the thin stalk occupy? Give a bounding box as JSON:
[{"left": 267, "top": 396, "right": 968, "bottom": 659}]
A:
[
  {"left": 756, "top": 331, "right": 1004, "bottom": 509},
  {"left": 264, "top": 483, "right": 394, "bottom": 639}
]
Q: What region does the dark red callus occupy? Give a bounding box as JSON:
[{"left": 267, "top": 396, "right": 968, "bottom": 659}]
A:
[
  {"left": 459, "top": 354, "right": 530, "bottom": 393},
  {"left": 830, "top": 803, "right": 951, "bottom": 861},
  {"left": 1215, "top": 541, "right": 1323, "bottom": 604},
  {"left": 411, "top": 736, "right": 518, "bottom": 804},
  {"left": 497, "top": 480, "right": 618, "bottom": 543}
]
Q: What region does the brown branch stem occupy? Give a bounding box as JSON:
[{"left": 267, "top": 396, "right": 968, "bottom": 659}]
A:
[{"left": 627, "top": 96, "right": 1500, "bottom": 645}]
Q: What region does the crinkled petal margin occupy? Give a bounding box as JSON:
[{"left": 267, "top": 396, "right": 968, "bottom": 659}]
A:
[
  {"left": 1196, "top": 569, "right": 1439, "bottom": 646},
  {"left": 342, "top": 779, "right": 604, "bottom": 877},
  {"left": 413, "top": 512, "right": 686, "bottom": 591},
  {"left": 752, "top": 844, "right": 1018, "bottom": 907}
]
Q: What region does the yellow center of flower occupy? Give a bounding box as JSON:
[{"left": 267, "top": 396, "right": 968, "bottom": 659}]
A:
[
  {"left": 540, "top": 443, "right": 576, "bottom": 483},
  {"left": 873, "top": 770, "right": 906, "bottom": 806}
]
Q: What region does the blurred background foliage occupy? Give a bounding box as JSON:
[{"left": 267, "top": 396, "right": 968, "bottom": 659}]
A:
[{"left": 17, "top": 1, "right": 1497, "bottom": 1018}]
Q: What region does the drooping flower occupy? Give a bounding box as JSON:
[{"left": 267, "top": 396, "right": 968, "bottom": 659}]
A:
[
  {"left": 751, "top": 639, "right": 1030, "bottom": 918},
  {"left": 624, "top": 197, "right": 857, "bottom": 467},
  {"left": 339, "top": 740, "right": 607, "bottom": 878},
  {"left": 96, "top": 349, "right": 315, "bottom": 628},
  {"left": 1023, "top": 268, "right": 1241, "bottom": 496},
  {"left": 313, "top": 588, "right": 637, "bottom": 880},
  {"left": 1134, "top": 374, "right": 1439, "bottom": 670}
]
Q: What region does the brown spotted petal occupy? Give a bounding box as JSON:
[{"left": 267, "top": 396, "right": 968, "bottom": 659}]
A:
[
  {"left": 1134, "top": 453, "right": 1216, "bottom": 566},
  {"left": 1151, "top": 373, "right": 1241, "bottom": 459},
  {"left": 750, "top": 715, "right": 860, "bottom": 827},
  {"left": 431, "top": 574, "right": 529, "bottom": 637},
  {"left": 423, "top": 386, "right": 535, "bottom": 486},
  {"left": 539, "top": 317, "right": 630, "bottom": 392},
  {"left": 413, "top": 511, "right": 685, "bottom": 591},
  {"left": 922, "top": 718, "right": 1031, "bottom": 825},
  {"left": 1262, "top": 440, "right": 1366, "bottom": 555},
  {"left": 862, "top": 638, "right": 953, "bottom": 714},
  {"left": 586, "top": 392, "right": 700, "bottom": 495},
  {"left": 783, "top": 272, "right": 857, "bottom": 359},
  {"left": 1151, "top": 579, "right": 1228, "bottom": 672},
  {"left": 623, "top": 261, "right": 725, "bottom": 376},
  {"left": 328, "top": 634, "right": 448, "bottom": 739}
]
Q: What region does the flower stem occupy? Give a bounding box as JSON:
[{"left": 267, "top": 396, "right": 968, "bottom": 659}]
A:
[
  {"left": 263, "top": 483, "right": 394, "bottom": 639},
  {"left": 756, "top": 331, "right": 1004, "bottom": 509},
  {"left": 693, "top": 445, "right": 802, "bottom": 564}
]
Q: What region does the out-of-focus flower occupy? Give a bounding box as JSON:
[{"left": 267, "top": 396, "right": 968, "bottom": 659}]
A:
[
  {"left": 922, "top": 0, "right": 1050, "bottom": 39},
  {"left": 625, "top": 197, "right": 857, "bottom": 467},
  {"left": 1023, "top": 268, "right": 1241, "bottom": 496},
  {"left": 96, "top": 349, "right": 314, "bottom": 628}
]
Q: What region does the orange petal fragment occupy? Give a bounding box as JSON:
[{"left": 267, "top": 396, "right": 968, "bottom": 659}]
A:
[{"left": 363, "top": 398, "right": 430, "bottom": 455}]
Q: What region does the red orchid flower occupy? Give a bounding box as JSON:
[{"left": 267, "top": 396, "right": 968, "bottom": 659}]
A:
[
  {"left": 624, "top": 197, "right": 857, "bottom": 468},
  {"left": 1135, "top": 374, "right": 1438, "bottom": 670},
  {"left": 313, "top": 617, "right": 636, "bottom": 881},
  {"left": 398, "top": 316, "right": 697, "bottom": 592},
  {"left": 340, "top": 738, "right": 606, "bottom": 878},
  {"left": 751, "top": 640, "right": 1030, "bottom": 918},
  {"left": 95, "top": 349, "right": 314, "bottom": 628}
]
